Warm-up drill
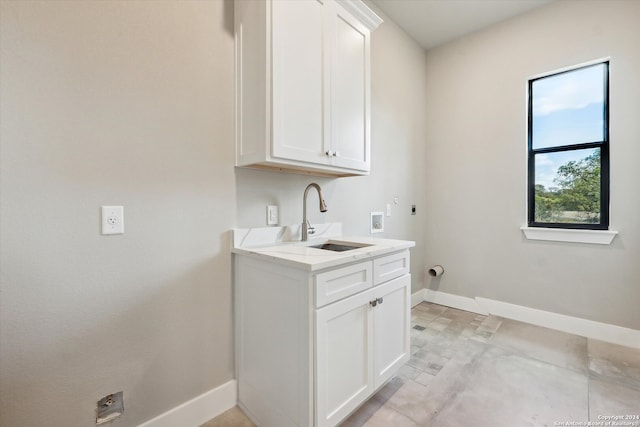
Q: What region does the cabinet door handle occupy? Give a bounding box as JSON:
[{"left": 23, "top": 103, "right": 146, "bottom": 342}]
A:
[
  {"left": 332, "top": 151, "right": 338, "bottom": 157},
  {"left": 377, "top": 297, "right": 384, "bottom": 305},
  {"left": 369, "top": 299, "right": 378, "bottom": 307},
  {"left": 325, "top": 150, "right": 333, "bottom": 157}
]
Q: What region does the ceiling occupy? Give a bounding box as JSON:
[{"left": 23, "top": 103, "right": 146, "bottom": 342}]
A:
[{"left": 370, "top": 0, "right": 553, "bottom": 50}]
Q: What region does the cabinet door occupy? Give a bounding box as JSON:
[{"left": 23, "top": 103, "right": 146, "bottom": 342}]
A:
[
  {"left": 328, "top": 3, "right": 370, "bottom": 171},
  {"left": 316, "top": 289, "right": 374, "bottom": 427},
  {"left": 271, "top": 0, "right": 329, "bottom": 166},
  {"left": 373, "top": 274, "right": 411, "bottom": 389}
]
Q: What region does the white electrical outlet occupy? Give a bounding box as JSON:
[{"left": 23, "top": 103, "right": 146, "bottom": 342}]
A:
[
  {"left": 267, "top": 205, "right": 279, "bottom": 225},
  {"left": 101, "top": 206, "right": 124, "bottom": 235}
]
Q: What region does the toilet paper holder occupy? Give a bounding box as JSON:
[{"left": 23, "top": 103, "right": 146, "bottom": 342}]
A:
[{"left": 428, "top": 265, "right": 444, "bottom": 277}]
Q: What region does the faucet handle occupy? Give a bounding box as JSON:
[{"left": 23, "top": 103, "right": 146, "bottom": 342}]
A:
[{"left": 306, "top": 220, "right": 316, "bottom": 235}]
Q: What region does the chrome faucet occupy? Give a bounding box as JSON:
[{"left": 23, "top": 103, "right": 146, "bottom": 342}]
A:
[{"left": 302, "top": 183, "right": 328, "bottom": 241}]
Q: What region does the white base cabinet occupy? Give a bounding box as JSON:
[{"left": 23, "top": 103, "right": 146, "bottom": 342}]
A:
[
  {"left": 234, "top": 250, "right": 411, "bottom": 427},
  {"left": 316, "top": 275, "right": 410, "bottom": 427}
]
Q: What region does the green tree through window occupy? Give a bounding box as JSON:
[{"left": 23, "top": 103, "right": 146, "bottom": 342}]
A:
[{"left": 534, "top": 150, "right": 601, "bottom": 223}]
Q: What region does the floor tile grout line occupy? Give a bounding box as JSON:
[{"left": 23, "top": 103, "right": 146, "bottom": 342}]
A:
[{"left": 482, "top": 338, "right": 591, "bottom": 377}]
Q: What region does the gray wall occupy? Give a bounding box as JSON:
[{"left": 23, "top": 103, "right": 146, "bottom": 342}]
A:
[
  {"left": 0, "top": 0, "right": 427, "bottom": 426},
  {"left": 424, "top": 0, "right": 640, "bottom": 330},
  {"left": 0, "top": 1, "right": 236, "bottom": 426},
  {"left": 235, "top": 3, "right": 429, "bottom": 294}
]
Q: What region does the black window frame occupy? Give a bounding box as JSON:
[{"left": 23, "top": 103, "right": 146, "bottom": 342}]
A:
[{"left": 527, "top": 61, "right": 610, "bottom": 230}]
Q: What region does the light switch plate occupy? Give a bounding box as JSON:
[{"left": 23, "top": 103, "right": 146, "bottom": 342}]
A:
[{"left": 102, "top": 206, "right": 124, "bottom": 235}]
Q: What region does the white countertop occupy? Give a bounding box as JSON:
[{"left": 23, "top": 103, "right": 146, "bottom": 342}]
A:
[{"left": 231, "top": 224, "right": 415, "bottom": 272}]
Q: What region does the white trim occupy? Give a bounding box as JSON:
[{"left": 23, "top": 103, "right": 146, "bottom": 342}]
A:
[
  {"left": 336, "top": 0, "right": 383, "bottom": 31},
  {"left": 529, "top": 56, "right": 611, "bottom": 80},
  {"left": 137, "top": 380, "right": 237, "bottom": 427},
  {"left": 521, "top": 227, "right": 618, "bottom": 245},
  {"left": 476, "top": 297, "right": 640, "bottom": 349},
  {"left": 411, "top": 289, "right": 426, "bottom": 307},
  {"left": 423, "top": 289, "right": 488, "bottom": 315},
  {"left": 418, "top": 290, "right": 640, "bottom": 349}
]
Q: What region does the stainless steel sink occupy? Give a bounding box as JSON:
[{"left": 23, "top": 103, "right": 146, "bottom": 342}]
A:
[{"left": 308, "top": 241, "right": 372, "bottom": 252}]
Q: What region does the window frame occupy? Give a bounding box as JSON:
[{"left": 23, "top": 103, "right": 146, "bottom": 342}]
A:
[{"left": 527, "top": 61, "right": 610, "bottom": 230}]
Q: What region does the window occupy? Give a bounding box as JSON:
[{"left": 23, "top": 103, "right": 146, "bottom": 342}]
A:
[{"left": 528, "top": 61, "right": 609, "bottom": 230}]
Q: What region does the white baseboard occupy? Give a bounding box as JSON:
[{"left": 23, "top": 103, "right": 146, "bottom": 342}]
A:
[
  {"left": 411, "top": 289, "right": 427, "bottom": 307},
  {"left": 418, "top": 289, "right": 640, "bottom": 349},
  {"left": 475, "top": 297, "right": 640, "bottom": 349},
  {"left": 137, "top": 379, "right": 237, "bottom": 427},
  {"left": 423, "top": 289, "right": 488, "bottom": 315}
]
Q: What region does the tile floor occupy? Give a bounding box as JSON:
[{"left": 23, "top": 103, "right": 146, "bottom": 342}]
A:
[{"left": 201, "top": 302, "right": 640, "bottom": 427}]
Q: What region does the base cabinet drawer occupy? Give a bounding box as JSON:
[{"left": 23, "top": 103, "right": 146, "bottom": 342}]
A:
[
  {"left": 373, "top": 250, "right": 409, "bottom": 285},
  {"left": 315, "top": 261, "right": 372, "bottom": 308}
]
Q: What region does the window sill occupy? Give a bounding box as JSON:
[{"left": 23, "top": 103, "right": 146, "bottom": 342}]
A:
[{"left": 520, "top": 227, "right": 618, "bottom": 245}]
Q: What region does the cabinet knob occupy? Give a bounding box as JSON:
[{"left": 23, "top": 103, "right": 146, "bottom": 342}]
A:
[
  {"left": 369, "top": 299, "right": 378, "bottom": 307},
  {"left": 333, "top": 151, "right": 338, "bottom": 157},
  {"left": 325, "top": 150, "right": 333, "bottom": 157},
  {"left": 377, "top": 297, "right": 383, "bottom": 305}
]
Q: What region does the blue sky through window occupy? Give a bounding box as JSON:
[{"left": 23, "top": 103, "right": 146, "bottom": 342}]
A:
[{"left": 531, "top": 63, "right": 605, "bottom": 190}]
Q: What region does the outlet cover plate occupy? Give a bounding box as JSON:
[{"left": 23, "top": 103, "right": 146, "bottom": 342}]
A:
[
  {"left": 267, "top": 205, "right": 279, "bottom": 225},
  {"left": 102, "top": 206, "right": 124, "bottom": 235}
]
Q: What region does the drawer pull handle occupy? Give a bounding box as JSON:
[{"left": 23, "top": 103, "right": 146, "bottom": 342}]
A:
[{"left": 369, "top": 297, "right": 384, "bottom": 307}]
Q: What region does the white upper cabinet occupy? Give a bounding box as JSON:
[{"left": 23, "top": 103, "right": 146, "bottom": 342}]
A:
[
  {"left": 271, "top": 0, "right": 325, "bottom": 166},
  {"left": 329, "top": 4, "right": 369, "bottom": 171},
  {"left": 235, "top": 0, "right": 382, "bottom": 177}
]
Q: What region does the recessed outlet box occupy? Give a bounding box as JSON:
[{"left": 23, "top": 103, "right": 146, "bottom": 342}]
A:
[
  {"left": 96, "top": 391, "right": 124, "bottom": 425},
  {"left": 101, "top": 206, "right": 124, "bottom": 235},
  {"left": 370, "top": 212, "right": 384, "bottom": 234}
]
